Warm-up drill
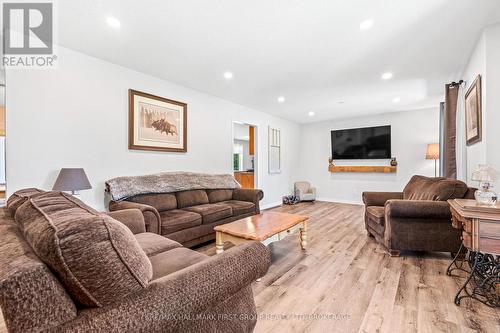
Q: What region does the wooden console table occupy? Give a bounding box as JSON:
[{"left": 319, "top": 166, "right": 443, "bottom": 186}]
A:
[{"left": 448, "top": 199, "right": 500, "bottom": 308}]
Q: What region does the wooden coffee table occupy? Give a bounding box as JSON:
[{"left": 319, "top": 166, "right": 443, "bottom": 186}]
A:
[{"left": 214, "top": 211, "right": 309, "bottom": 254}]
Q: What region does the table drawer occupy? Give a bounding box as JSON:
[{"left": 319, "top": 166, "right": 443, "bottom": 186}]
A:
[
  {"left": 278, "top": 223, "right": 301, "bottom": 240},
  {"left": 479, "top": 220, "right": 500, "bottom": 240},
  {"left": 478, "top": 238, "right": 500, "bottom": 256}
]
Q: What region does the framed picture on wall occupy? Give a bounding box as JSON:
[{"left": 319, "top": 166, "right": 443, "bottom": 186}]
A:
[
  {"left": 128, "top": 89, "right": 187, "bottom": 152},
  {"left": 464, "top": 75, "right": 482, "bottom": 146}
]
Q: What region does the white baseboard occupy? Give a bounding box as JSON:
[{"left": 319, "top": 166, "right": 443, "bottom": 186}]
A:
[
  {"left": 261, "top": 201, "right": 282, "bottom": 210},
  {"left": 316, "top": 197, "right": 363, "bottom": 205}
]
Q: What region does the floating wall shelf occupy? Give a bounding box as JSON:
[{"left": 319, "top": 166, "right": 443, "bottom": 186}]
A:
[{"left": 328, "top": 165, "right": 397, "bottom": 173}]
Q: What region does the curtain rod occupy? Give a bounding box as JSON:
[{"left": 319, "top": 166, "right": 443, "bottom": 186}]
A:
[{"left": 449, "top": 80, "right": 464, "bottom": 87}]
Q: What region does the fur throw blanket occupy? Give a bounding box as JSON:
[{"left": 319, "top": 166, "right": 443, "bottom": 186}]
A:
[{"left": 105, "top": 171, "right": 241, "bottom": 201}]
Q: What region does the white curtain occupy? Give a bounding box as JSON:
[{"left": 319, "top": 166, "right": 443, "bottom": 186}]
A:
[{"left": 455, "top": 84, "right": 467, "bottom": 181}]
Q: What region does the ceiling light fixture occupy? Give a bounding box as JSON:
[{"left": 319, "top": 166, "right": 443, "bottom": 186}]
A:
[
  {"left": 277, "top": 96, "right": 285, "bottom": 103},
  {"left": 223, "top": 72, "right": 233, "bottom": 80},
  {"left": 106, "top": 17, "right": 121, "bottom": 29},
  {"left": 338, "top": 101, "right": 345, "bottom": 104},
  {"left": 381, "top": 72, "right": 393, "bottom": 80},
  {"left": 393, "top": 97, "right": 401, "bottom": 103},
  {"left": 359, "top": 19, "right": 374, "bottom": 31},
  {"left": 308, "top": 111, "right": 315, "bottom": 117}
]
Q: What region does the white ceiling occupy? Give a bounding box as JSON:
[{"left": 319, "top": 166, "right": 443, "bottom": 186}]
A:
[{"left": 57, "top": 0, "right": 500, "bottom": 123}]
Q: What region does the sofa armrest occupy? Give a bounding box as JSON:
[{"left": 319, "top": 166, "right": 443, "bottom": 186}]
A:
[
  {"left": 233, "top": 189, "right": 264, "bottom": 213},
  {"left": 109, "top": 201, "right": 161, "bottom": 234},
  {"left": 385, "top": 200, "right": 451, "bottom": 220},
  {"left": 106, "top": 209, "right": 146, "bottom": 234},
  {"left": 362, "top": 192, "right": 403, "bottom": 207},
  {"left": 59, "top": 242, "right": 271, "bottom": 332}
]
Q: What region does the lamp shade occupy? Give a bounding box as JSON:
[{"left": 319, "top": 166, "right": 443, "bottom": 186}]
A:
[
  {"left": 425, "top": 143, "right": 440, "bottom": 160},
  {"left": 471, "top": 164, "right": 500, "bottom": 182},
  {"left": 52, "top": 168, "right": 92, "bottom": 192}
]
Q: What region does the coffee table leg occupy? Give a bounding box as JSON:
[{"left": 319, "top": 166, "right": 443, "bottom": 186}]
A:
[
  {"left": 300, "top": 220, "right": 308, "bottom": 250},
  {"left": 216, "top": 231, "right": 224, "bottom": 254}
]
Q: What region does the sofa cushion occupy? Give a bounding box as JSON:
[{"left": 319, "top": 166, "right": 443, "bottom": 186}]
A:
[
  {"left": 403, "top": 175, "right": 468, "bottom": 201},
  {"left": 160, "top": 209, "right": 202, "bottom": 235},
  {"left": 176, "top": 190, "right": 209, "bottom": 208},
  {"left": 127, "top": 193, "right": 177, "bottom": 212},
  {"left": 207, "top": 189, "right": 233, "bottom": 203},
  {"left": 0, "top": 210, "right": 78, "bottom": 331},
  {"left": 221, "top": 200, "right": 255, "bottom": 216},
  {"left": 366, "top": 206, "right": 385, "bottom": 225},
  {"left": 149, "top": 247, "right": 208, "bottom": 280},
  {"left": 183, "top": 204, "right": 233, "bottom": 224},
  {"left": 14, "top": 191, "right": 153, "bottom": 307},
  {"left": 6, "top": 188, "right": 45, "bottom": 217},
  {"left": 134, "top": 232, "right": 182, "bottom": 257}
]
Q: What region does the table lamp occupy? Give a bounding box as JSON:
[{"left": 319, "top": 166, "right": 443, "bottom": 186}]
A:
[
  {"left": 471, "top": 164, "right": 499, "bottom": 206},
  {"left": 426, "top": 143, "right": 440, "bottom": 177},
  {"left": 52, "top": 168, "right": 92, "bottom": 196}
]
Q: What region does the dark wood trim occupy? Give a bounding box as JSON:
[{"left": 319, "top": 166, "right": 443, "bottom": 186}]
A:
[
  {"left": 128, "top": 89, "right": 187, "bottom": 152},
  {"left": 465, "top": 75, "right": 482, "bottom": 146}
]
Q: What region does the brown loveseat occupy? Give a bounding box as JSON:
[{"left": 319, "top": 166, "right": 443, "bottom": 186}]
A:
[
  {"left": 0, "top": 189, "right": 270, "bottom": 333},
  {"left": 362, "top": 175, "right": 476, "bottom": 256},
  {"left": 109, "top": 188, "right": 263, "bottom": 247}
]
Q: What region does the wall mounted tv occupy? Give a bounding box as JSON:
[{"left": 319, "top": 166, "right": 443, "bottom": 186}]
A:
[{"left": 331, "top": 125, "right": 391, "bottom": 160}]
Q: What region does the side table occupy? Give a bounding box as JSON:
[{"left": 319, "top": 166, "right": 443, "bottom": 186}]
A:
[{"left": 448, "top": 199, "right": 500, "bottom": 308}]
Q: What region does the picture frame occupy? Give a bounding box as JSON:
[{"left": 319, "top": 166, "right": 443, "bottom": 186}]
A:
[
  {"left": 128, "top": 89, "right": 187, "bottom": 152},
  {"left": 464, "top": 75, "right": 482, "bottom": 146}
]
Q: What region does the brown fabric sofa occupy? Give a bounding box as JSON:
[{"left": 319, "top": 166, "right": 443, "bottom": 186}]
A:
[
  {"left": 109, "top": 188, "right": 264, "bottom": 247},
  {"left": 362, "top": 175, "right": 476, "bottom": 256},
  {"left": 0, "top": 189, "right": 270, "bottom": 333}
]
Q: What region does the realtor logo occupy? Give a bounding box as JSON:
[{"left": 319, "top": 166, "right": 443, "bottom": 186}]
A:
[{"left": 2, "top": 1, "right": 56, "bottom": 67}]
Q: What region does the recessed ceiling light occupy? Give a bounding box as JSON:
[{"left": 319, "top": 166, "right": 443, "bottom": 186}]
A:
[
  {"left": 393, "top": 97, "right": 401, "bottom": 103},
  {"left": 106, "top": 17, "right": 121, "bottom": 29},
  {"left": 337, "top": 101, "right": 345, "bottom": 104},
  {"left": 308, "top": 111, "right": 315, "bottom": 117},
  {"left": 223, "top": 72, "right": 233, "bottom": 80},
  {"left": 381, "top": 72, "right": 393, "bottom": 80},
  {"left": 277, "top": 96, "right": 285, "bottom": 103},
  {"left": 360, "top": 19, "right": 374, "bottom": 31}
]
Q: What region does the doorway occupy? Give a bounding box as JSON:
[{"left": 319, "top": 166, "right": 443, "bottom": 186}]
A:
[{"left": 232, "top": 122, "right": 257, "bottom": 189}]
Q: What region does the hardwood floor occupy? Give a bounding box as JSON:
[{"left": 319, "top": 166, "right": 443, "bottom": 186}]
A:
[
  {"left": 200, "top": 201, "right": 500, "bottom": 333},
  {"left": 1, "top": 201, "right": 498, "bottom": 332}
]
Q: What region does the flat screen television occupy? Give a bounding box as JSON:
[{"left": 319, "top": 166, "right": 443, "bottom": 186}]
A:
[{"left": 331, "top": 125, "right": 391, "bottom": 159}]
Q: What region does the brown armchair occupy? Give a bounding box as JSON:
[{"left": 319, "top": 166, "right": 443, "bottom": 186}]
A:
[{"left": 362, "top": 175, "right": 476, "bottom": 256}]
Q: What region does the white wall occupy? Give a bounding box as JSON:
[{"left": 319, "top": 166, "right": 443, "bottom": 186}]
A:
[
  {"left": 461, "top": 22, "right": 500, "bottom": 186},
  {"left": 6, "top": 47, "right": 300, "bottom": 210},
  {"left": 484, "top": 23, "right": 500, "bottom": 176},
  {"left": 462, "top": 34, "right": 487, "bottom": 184},
  {"left": 297, "top": 108, "right": 439, "bottom": 204}
]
